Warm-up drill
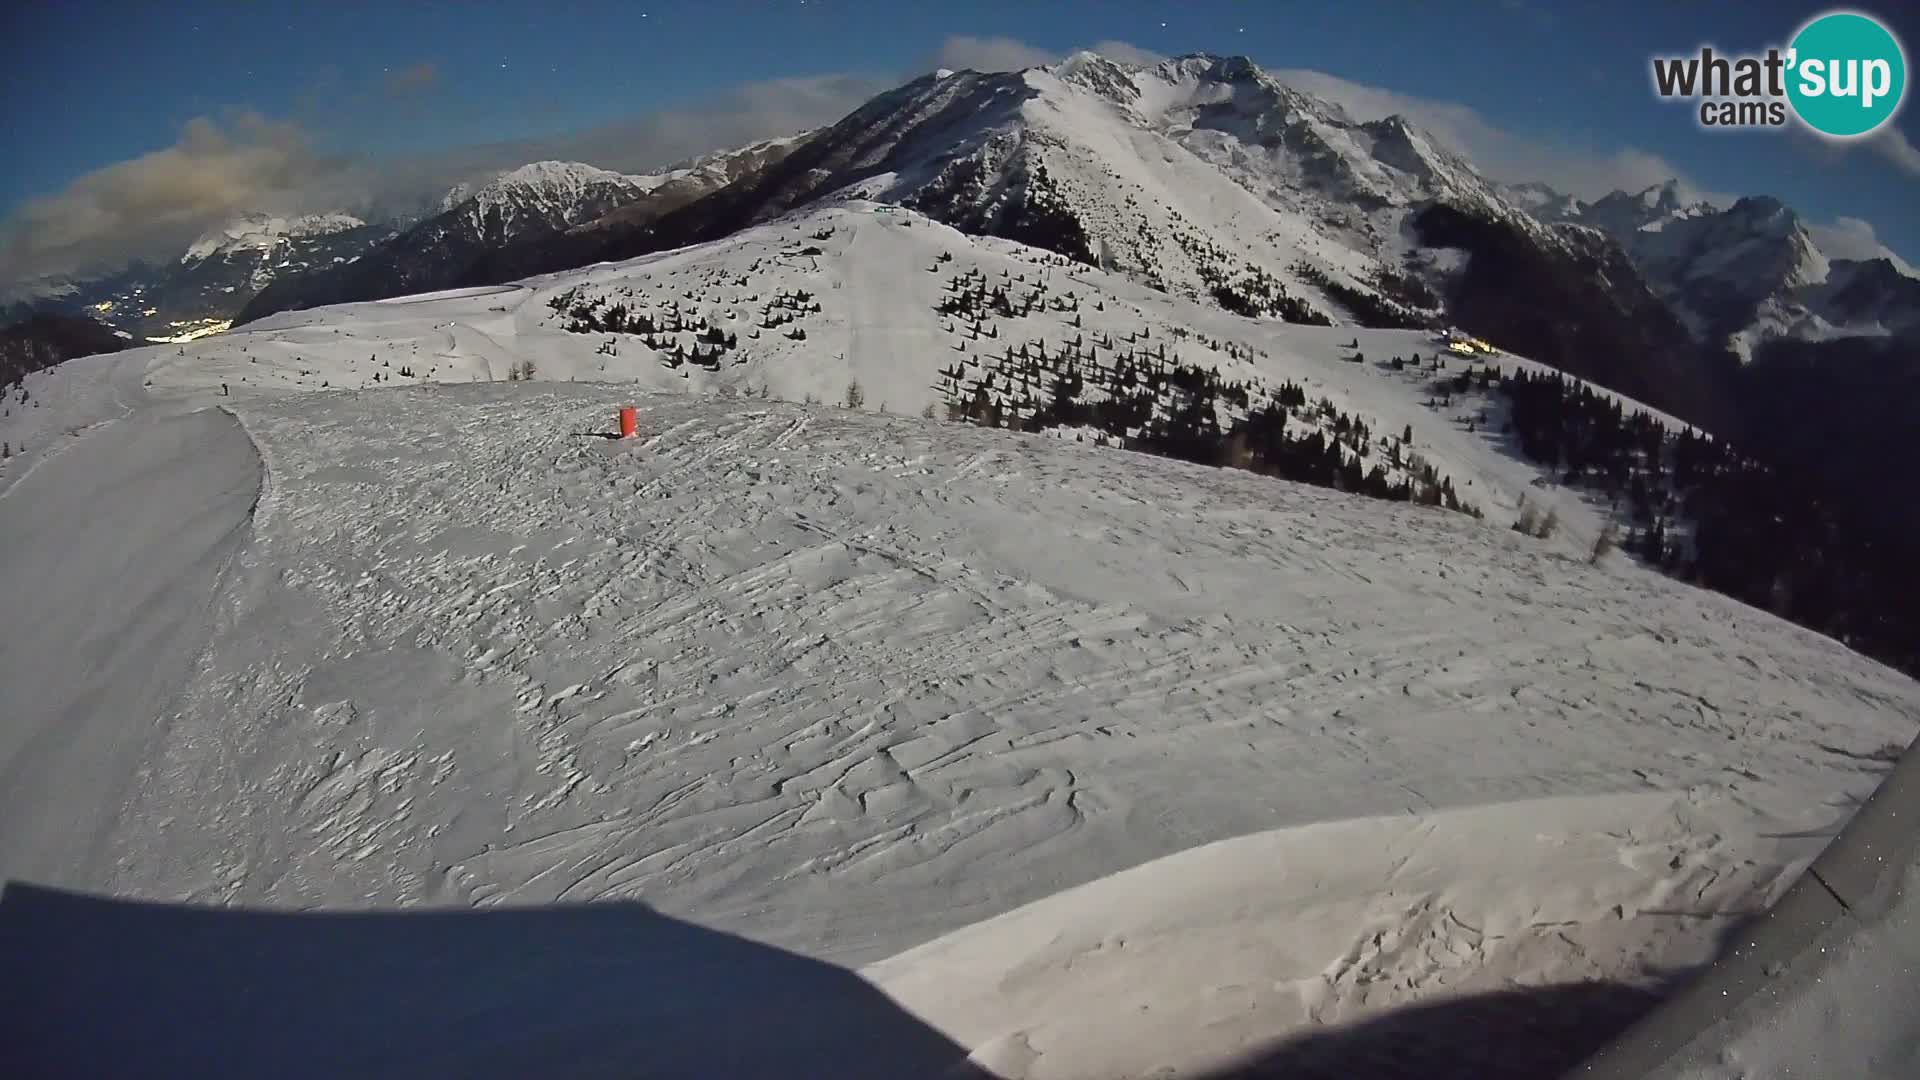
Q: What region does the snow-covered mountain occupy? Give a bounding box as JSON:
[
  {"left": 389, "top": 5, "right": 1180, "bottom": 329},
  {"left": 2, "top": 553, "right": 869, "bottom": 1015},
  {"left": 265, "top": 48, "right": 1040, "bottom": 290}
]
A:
[
  {"left": 455, "top": 53, "right": 1726, "bottom": 427},
  {"left": 5, "top": 197, "right": 1916, "bottom": 1077},
  {"left": 1562, "top": 180, "right": 1716, "bottom": 238},
  {"left": 593, "top": 132, "right": 813, "bottom": 225},
  {"left": 1621, "top": 195, "right": 1831, "bottom": 355},
  {"left": 609, "top": 52, "right": 1549, "bottom": 322},
  {"left": 492, "top": 54, "right": 1590, "bottom": 316},
  {"left": 439, "top": 181, "right": 474, "bottom": 213},
  {"left": 181, "top": 212, "right": 371, "bottom": 263},
  {"left": 232, "top": 161, "right": 662, "bottom": 321},
  {"left": 1813, "top": 254, "right": 1920, "bottom": 336},
  {"left": 238, "top": 142, "right": 811, "bottom": 324},
  {"left": 1500, "top": 180, "right": 1585, "bottom": 222},
  {"left": 1, "top": 212, "right": 392, "bottom": 341},
  {"left": 446, "top": 161, "right": 665, "bottom": 243},
  {"left": 216, "top": 50, "right": 1903, "bottom": 428},
  {"left": 19, "top": 50, "right": 1916, "bottom": 401},
  {"left": 1527, "top": 181, "right": 1920, "bottom": 360}
]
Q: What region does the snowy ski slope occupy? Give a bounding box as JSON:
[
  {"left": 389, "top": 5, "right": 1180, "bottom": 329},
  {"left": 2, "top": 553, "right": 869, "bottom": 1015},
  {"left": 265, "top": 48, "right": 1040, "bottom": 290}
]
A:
[{"left": 3, "top": 205, "right": 1916, "bottom": 1079}]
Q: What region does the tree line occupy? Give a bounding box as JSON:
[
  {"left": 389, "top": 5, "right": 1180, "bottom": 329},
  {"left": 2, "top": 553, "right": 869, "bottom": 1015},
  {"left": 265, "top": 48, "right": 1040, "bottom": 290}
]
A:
[
  {"left": 940, "top": 345, "right": 1478, "bottom": 516},
  {"left": 1497, "top": 366, "right": 1920, "bottom": 678}
]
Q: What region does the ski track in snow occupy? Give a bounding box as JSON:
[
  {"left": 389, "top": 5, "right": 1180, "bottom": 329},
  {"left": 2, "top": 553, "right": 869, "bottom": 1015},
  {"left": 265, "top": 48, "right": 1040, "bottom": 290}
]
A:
[{"left": 0, "top": 402, "right": 259, "bottom": 888}]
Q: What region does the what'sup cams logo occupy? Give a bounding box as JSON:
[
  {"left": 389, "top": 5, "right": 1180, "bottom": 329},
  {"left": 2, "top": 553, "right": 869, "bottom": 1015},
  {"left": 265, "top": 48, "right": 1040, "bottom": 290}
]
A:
[{"left": 1651, "top": 9, "right": 1907, "bottom": 138}]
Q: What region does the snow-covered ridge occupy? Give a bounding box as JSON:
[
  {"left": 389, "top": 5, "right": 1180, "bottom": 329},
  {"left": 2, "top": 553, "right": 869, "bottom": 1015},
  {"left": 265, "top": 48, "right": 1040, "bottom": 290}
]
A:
[
  {"left": 790, "top": 49, "right": 1574, "bottom": 331},
  {"left": 1632, "top": 196, "right": 1829, "bottom": 291},
  {"left": 440, "top": 137, "right": 812, "bottom": 228},
  {"left": 446, "top": 160, "right": 667, "bottom": 239},
  {"left": 182, "top": 212, "right": 368, "bottom": 262},
  {"left": 470, "top": 160, "right": 654, "bottom": 209},
  {"left": 663, "top": 131, "right": 814, "bottom": 175},
  {"left": 1043, "top": 51, "right": 1520, "bottom": 220}
]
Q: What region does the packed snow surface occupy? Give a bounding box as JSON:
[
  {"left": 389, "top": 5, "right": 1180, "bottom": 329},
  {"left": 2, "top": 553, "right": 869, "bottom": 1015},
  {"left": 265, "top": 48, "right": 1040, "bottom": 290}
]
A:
[
  {"left": 0, "top": 361, "right": 258, "bottom": 888},
  {"left": 3, "top": 202, "right": 1915, "bottom": 1078}
]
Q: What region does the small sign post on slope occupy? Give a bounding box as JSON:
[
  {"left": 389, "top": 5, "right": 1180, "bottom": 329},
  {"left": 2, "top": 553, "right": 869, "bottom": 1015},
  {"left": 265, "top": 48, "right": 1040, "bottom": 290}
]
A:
[{"left": 618, "top": 407, "right": 638, "bottom": 440}]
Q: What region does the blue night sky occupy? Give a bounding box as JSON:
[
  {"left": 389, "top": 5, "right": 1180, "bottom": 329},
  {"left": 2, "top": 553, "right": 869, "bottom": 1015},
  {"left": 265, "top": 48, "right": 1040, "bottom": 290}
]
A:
[{"left": 3, "top": 0, "right": 1915, "bottom": 277}]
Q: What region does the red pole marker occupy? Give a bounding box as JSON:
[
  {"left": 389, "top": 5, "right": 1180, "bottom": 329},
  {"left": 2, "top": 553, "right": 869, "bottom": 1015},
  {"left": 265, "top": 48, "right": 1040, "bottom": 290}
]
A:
[{"left": 618, "top": 406, "right": 638, "bottom": 439}]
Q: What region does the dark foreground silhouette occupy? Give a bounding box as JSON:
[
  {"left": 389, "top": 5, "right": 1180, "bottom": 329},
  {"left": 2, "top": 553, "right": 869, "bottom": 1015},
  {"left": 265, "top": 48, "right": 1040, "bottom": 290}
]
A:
[
  {"left": 1191, "top": 979, "right": 1669, "bottom": 1080},
  {"left": 0, "top": 882, "right": 982, "bottom": 1080}
]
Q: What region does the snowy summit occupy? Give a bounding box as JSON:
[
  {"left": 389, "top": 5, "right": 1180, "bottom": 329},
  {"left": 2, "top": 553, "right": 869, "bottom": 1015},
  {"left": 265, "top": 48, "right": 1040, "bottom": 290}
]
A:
[
  {"left": 182, "top": 212, "right": 368, "bottom": 262},
  {"left": 470, "top": 161, "right": 653, "bottom": 212},
  {"left": 440, "top": 160, "right": 668, "bottom": 241}
]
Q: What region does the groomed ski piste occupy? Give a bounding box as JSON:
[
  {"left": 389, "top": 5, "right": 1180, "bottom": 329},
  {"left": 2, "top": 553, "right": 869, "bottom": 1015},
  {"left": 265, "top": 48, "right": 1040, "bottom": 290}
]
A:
[{"left": 3, "top": 202, "right": 1916, "bottom": 1079}]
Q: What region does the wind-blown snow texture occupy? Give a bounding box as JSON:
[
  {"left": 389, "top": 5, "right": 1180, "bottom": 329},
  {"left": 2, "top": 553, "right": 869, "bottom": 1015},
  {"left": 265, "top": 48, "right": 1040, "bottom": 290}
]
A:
[{"left": 3, "top": 201, "right": 1915, "bottom": 1079}]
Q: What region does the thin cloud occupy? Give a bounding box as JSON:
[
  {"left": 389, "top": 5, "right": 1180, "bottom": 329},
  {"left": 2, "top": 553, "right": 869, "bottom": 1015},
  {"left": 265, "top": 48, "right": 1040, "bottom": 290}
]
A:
[
  {"left": 496, "top": 73, "right": 889, "bottom": 176},
  {"left": 931, "top": 35, "right": 1059, "bottom": 73},
  {"left": 1271, "top": 67, "right": 1735, "bottom": 204},
  {"left": 305, "top": 72, "right": 891, "bottom": 222},
  {"left": 0, "top": 111, "right": 327, "bottom": 284},
  {"left": 1787, "top": 121, "right": 1920, "bottom": 181},
  {"left": 1807, "top": 216, "right": 1916, "bottom": 273},
  {"left": 1868, "top": 127, "right": 1920, "bottom": 177},
  {"left": 925, "top": 37, "right": 1164, "bottom": 74},
  {"left": 0, "top": 73, "right": 888, "bottom": 285},
  {"left": 383, "top": 62, "right": 440, "bottom": 97},
  {"left": 1085, "top": 41, "right": 1168, "bottom": 67}
]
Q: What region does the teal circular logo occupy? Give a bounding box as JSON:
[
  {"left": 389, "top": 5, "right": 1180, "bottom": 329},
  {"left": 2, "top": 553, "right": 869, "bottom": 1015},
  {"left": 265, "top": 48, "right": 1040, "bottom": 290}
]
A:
[{"left": 1787, "top": 11, "right": 1906, "bottom": 138}]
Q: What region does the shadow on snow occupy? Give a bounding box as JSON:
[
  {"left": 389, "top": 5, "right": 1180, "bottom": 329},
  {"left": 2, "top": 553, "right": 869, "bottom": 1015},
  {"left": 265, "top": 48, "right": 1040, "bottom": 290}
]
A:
[
  {"left": 1189, "top": 979, "right": 1671, "bottom": 1080},
  {"left": 0, "top": 881, "right": 982, "bottom": 1080}
]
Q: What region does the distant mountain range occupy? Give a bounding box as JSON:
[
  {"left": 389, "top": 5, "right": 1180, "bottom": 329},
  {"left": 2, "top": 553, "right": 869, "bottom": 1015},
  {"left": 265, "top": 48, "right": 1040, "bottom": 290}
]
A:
[
  {"left": 231, "top": 52, "right": 1913, "bottom": 436},
  {"left": 0, "top": 138, "right": 807, "bottom": 343},
  {"left": 2, "top": 213, "right": 394, "bottom": 341},
  {"left": 235, "top": 137, "right": 808, "bottom": 326},
  {"left": 6, "top": 51, "right": 1914, "bottom": 441},
  {"left": 1515, "top": 179, "right": 1920, "bottom": 361}
]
